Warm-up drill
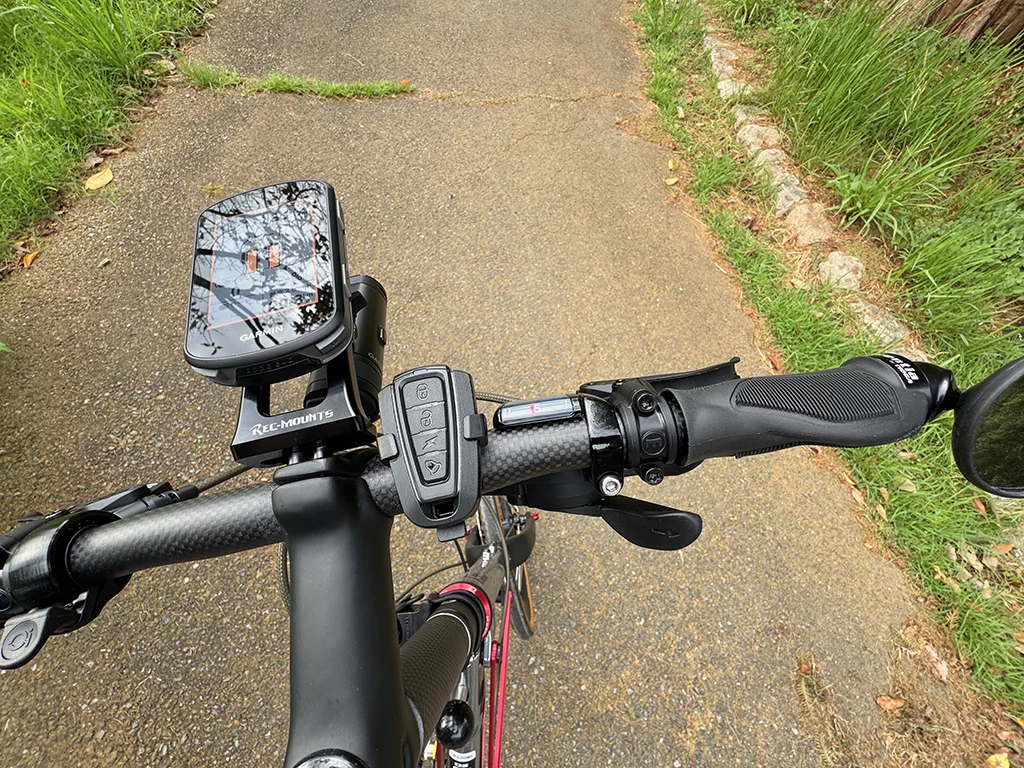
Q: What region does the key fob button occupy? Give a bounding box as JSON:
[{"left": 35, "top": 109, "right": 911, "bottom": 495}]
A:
[
  {"left": 401, "top": 377, "right": 445, "bottom": 410},
  {"left": 406, "top": 403, "right": 447, "bottom": 435},
  {"left": 413, "top": 429, "right": 446, "bottom": 454},
  {"left": 417, "top": 451, "right": 449, "bottom": 483}
]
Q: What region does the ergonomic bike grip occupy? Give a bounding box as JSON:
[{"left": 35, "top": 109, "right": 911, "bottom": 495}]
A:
[
  {"left": 66, "top": 484, "right": 280, "bottom": 583},
  {"left": 665, "top": 355, "right": 957, "bottom": 464},
  {"left": 400, "top": 602, "right": 478, "bottom": 755}
]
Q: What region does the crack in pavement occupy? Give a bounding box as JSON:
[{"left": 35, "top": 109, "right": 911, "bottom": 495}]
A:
[{"left": 420, "top": 89, "right": 644, "bottom": 106}]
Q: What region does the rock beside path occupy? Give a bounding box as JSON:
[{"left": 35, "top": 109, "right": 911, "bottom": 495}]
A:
[
  {"left": 818, "top": 251, "right": 864, "bottom": 290},
  {"left": 737, "top": 124, "right": 781, "bottom": 156},
  {"left": 852, "top": 301, "right": 910, "bottom": 346},
  {"left": 786, "top": 203, "right": 832, "bottom": 246},
  {"left": 774, "top": 173, "right": 806, "bottom": 217}
]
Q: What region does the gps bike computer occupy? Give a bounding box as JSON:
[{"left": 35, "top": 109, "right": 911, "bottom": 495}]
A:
[{"left": 184, "top": 180, "right": 353, "bottom": 387}]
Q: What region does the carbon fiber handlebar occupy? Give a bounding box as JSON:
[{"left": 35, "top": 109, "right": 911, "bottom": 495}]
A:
[{"left": 58, "top": 355, "right": 954, "bottom": 588}]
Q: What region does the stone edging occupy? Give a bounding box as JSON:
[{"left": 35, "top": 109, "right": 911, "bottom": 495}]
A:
[{"left": 701, "top": 31, "right": 929, "bottom": 362}]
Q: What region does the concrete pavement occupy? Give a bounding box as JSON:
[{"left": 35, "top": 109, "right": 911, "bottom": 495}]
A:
[{"left": 0, "top": 0, "right": 916, "bottom": 764}]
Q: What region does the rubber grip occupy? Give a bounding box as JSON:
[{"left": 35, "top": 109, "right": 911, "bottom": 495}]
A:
[
  {"left": 667, "top": 356, "right": 942, "bottom": 463},
  {"left": 400, "top": 603, "right": 477, "bottom": 754}
]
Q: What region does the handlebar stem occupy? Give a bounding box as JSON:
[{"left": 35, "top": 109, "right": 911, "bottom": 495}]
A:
[{"left": 272, "top": 460, "right": 417, "bottom": 768}]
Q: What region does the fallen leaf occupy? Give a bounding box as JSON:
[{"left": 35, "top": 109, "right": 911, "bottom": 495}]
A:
[
  {"left": 922, "top": 644, "right": 949, "bottom": 682},
  {"left": 202, "top": 182, "right": 226, "bottom": 198},
  {"left": 664, "top": 177, "right": 679, "bottom": 186},
  {"left": 947, "top": 545, "right": 958, "bottom": 562},
  {"left": 852, "top": 488, "right": 865, "bottom": 506},
  {"left": 741, "top": 215, "right": 761, "bottom": 233},
  {"left": 84, "top": 167, "right": 113, "bottom": 191},
  {"left": 904, "top": 625, "right": 918, "bottom": 638},
  {"left": 960, "top": 546, "right": 983, "bottom": 572},
  {"left": 398, "top": 79, "right": 410, "bottom": 86},
  {"left": 999, "top": 730, "right": 1013, "bottom": 741},
  {"left": 933, "top": 565, "right": 962, "bottom": 593},
  {"left": 880, "top": 487, "right": 890, "bottom": 502},
  {"left": 99, "top": 146, "right": 125, "bottom": 156},
  {"left": 876, "top": 504, "right": 888, "bottom": 521},
  {"left": 973, "top": 497, "right": 988, "bottom": 515},
  {"left": 876, "top": 695, "right": 905, "bottom": 711},
  {"left": 157, "top": 58, "right": 176, "bottom": 72},
  {"left": 82, "top": 151, "right": 103, "bottom": 170},
  {"left": 799, "top": 663, "right": 812, "bottom": 675},
  {"left": 898, "top": 478, "right": 917, "bottom": 493},
  {"left": 1009, "top": 714, "right": 1024, "bottom": 732},
  {"left": 955, "top": 567, "right": 971, "bottom": 582},
  {"left": 985, "top": 753, "right": 1009, "bottom": 768},
  {"left": 1013, "top": 632, "right": 1024, "bottom": 644},
  {"left": 22, "top": 251, "right": 38, "bottom": 268},
  {"left": 842, "top": 474, "right": 855, "bottom": 487},
  {"left": 36, "top": 218, "right": 57, "bottom": 235},
  {"left": 677, "top": 106, "right": 685, "bottom": 119},
  {"left": 982, "top": 581, "right": 993, "bottom": 599},
  {"left": 668, "top": 158, "right": 679, "bottom": 171},
  {"left": 983, "top": 553, "right": 999, "bottom": 571},
  {"left": 994, "top": 543, "right": 1014, "bottom": 555},
  {"left": 898, "top": 451, "right": 918, "bottom": 461}
]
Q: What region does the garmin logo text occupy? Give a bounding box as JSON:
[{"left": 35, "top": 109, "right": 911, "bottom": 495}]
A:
[
  {"left": 881, "top": 354, "right": 921, "bottom": 385},
  {"left": 250, "top": 409, "right": 335, "bottom": 436},
  {"left": 240, "top": 326, "right": 284, "bottom": 342}
]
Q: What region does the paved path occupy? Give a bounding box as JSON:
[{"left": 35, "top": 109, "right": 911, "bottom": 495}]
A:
[{"left": 0, "top": 0, "right": 915, "bottom": 765}]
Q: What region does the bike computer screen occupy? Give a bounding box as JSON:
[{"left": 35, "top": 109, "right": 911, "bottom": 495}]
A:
[{"left": 184, "top": 181, "right": 353, "bottom": 387}]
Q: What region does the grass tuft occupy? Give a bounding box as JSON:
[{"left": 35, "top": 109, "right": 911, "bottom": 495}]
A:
[
  {"left": 0, "top": 0, "right": 209, "bottom": 260},
  {"left": 761, "top": 0, "right": 1023, "bottom": 353},
  {"left": 175, "top": 59, "right": 242, "bottom": 90},
  {"left": 178, "top": 60, "right": 415, "bottom": 100}
]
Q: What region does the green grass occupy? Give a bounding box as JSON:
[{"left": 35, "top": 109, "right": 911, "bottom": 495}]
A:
[
  {"left": 177, "top": 59, "right": 414, "bottom": 99},
  {"left": 635, "top": 0, "right": 1024, "bottom": 710},
  {"left": 760, "top": 0, "right": 1023, "bottom": 349},
  {"left": 0, "top": 0, "right": 209, "bottom": 257}
]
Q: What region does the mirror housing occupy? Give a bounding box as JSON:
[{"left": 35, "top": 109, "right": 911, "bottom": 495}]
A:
[{"left": 953, "top": 356, "right": 1024, "bottom": 498}]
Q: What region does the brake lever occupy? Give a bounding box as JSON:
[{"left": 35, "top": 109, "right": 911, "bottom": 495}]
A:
[
  {"left": 591, "top": 496, "right": 702, "bottom": 551},
  {"left": 549, "top": 495, "right": 702, "bottom": 551},
  {"left": 0, "top": 575, "right": 129, "bottom": 670}
]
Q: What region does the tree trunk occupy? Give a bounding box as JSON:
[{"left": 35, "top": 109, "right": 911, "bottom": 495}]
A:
[{"left": 893, "top": 0, "right": 1024, "bottom": 43}]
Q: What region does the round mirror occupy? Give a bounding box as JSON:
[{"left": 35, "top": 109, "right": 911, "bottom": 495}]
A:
[{"left": 953, "top": 356, "right": 1024, "bottom": 498}]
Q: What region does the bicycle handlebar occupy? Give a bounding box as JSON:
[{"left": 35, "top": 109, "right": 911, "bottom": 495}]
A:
[
  {"left": 63, "top": 418, "right": 594, "bottom": 587},
  {"left": 56, "top": 355, "right": 956, "bottom": 590}
]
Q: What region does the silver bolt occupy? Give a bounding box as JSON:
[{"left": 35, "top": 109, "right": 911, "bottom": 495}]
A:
[{"left": 599, "top": 474, "right": 623, "bottom": 496}]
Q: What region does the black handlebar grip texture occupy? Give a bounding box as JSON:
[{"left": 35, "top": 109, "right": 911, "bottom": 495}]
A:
[
  {"left": 667, "top": 355, "right": 955, "bottom": 464},
  {"left": 400, "top": 602, "right": 478, "bottom": 755},
  {"left": 66, "top": 484, "right": 280, "bottom": 584}
]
